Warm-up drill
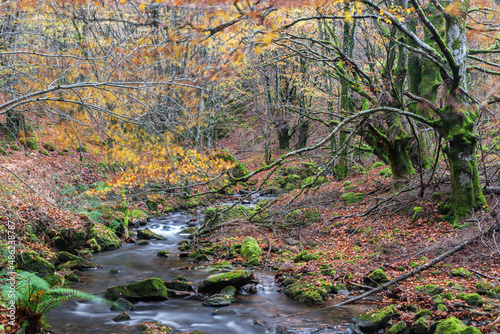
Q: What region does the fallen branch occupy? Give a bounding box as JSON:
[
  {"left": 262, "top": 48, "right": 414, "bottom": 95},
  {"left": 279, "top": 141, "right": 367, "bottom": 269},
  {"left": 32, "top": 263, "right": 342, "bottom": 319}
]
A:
[
  {"left": 470, "top": 269, "right": 500, "bottom": 281},
  {"left": 485, "top": 187, "right": 500, "bottom": 195}
]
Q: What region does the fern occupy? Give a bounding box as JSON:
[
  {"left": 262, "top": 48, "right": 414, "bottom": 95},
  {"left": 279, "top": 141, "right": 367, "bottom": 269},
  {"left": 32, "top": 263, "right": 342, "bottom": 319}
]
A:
[{"left": 1, "top": 271, "right": 107, "bottom": 333}]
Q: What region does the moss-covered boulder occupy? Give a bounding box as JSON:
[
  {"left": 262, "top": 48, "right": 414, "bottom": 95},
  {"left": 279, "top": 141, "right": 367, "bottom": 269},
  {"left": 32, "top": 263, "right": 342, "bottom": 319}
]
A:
[
  {"left": 416, "top": 284, "right": 443, "bottom": 296},
  {"left": 17, "top": 251, "right": 55, "bottom": 277},
  {"left": 386, "top": 321, "right": 411, "bottom": 334},
  {"left": 284, "top": 278, "right": 333, "bottom": 305},
  {"left": 198, "top": 270, "right": 256, "bottom": 293},
  {"left": 137, "top": 228, "right": 165, "bottom": 240},
  {"left": 91, "top": 223, "right": 121, "bottom": 251},
  {"left": 111, "top": 298, "right": 135, "bottom": 311},
  {"left": 113, "top": 312, "right": 131, "bottom": 322},
  {"left": 319, "top": 263, "right": 337, "bottom": 276},
  {"left": 293, "top": 251, "right": 318, "bottom": 263},
  {"left": 55, "top": 252, "right": 95, "bottom": 270},
  {"left": 86, "top": 238, "right": 101, "bottom": 252},
  {"left": 301, "top": 176, "right": 326, "bottom": 188},
  {"left": 130, "top": 209, "right": 148, "bottom": 221},
  {"left": 52, "top": 228, "right": 88, "bottom": 252},
  {"left": 202, "top": 294, "right": 233, "bottom": 307},
  {"left": 164, "top": 280, "right": 192, "bottom": 291},
  {"left": 451, "top": 267, "right": 471, "bottom": 277},
  {"left": 434, "top": 317, "right": 466, "bottom": 334},
  {"left": 415, "top": 309, "right": 432, "bottom": 320},
  {"left": 341, "top": 192, "right": 364, "bottom": 204},
  {"left": 188, "top": 247, "right": 214, "bottom": 262},
  {"left": 476, "top": 280, "right": 493, "bottom": 295},
  {"left": 240, "top": 237, "right": 262, "bottom": 266},
  {"left": 138, "top": 322, "right": 174, "bottom": 334},
  {"left": 352, "top": 305, "right": 397, "bottom": 333},
  {"left": 104, "top": 277, "right": 168, "bottom": 301},
  {"left": 363, "top": 269, "right": 390, "bottom": 287},
  {"left": 461, "top": 293, "right": 484, "bottom": 306},
  {"left": 412, "top": 316, "right": 429, "bottom": 334},
  {"left": 487, "top": 287, "right": 500, "bottom": 298}
]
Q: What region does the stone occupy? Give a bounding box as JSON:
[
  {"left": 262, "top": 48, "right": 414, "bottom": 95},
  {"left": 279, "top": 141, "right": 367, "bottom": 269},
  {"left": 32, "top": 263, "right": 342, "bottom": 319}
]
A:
[
  {"left": 137, "top": 228, "right": 165, "bottom": 240},
  {"left": 434, "top": 317, "right": 466, "bottom": 334},
  {"left": 138, "top": 322, "right": 174, "bottom": 334},
  {"left": 198, "top": 270, "right": 256, "bottom": 293},
  {"left": 386, "top": 321, "right": 411, "bottom": 334},
  {"left": 113, "top": 312, "right": 131, "bottom": 322},
  {"left": 212, "top": 309, "right": 239, "bottom": 315},
  {"left": 104, "top": 277, "right": 168, "bottom": 301},
  {"left": 451, "top": 267, "right": 471, "bottom": 277},
  {"left": 16, "top": 251, "right": 55, "bottom": 277},
  {"left": 414, "top": 309, "right": 432, "bottom": 320},
  {"left": 202, "top": 294, "right": 233, "bottom": 306},
  {"left": 164, "top": 280, "right": 192, "bottom": 291},
  {"left": 476, "top": 280, "right": 493, "bottom": 295},
  {"left": 412, "top": 316, "right": 429, "bottom": 334},
  {"left": 90, "top": 223, "right": 121, "bottom": 250},
  {"left": 136, "top": 239, "right": 149, "bottom": 245},
  {"left": 363, "top": 269, "right": 389, "bottom": 287},
  {"left": 240, "top": 237, "right": 262, "bottom": 266},
  {"left": 352, "top": 305, "right": 396, "bottom": 333},
  {"left": 111, "top": 298, "right": 135, "bottom": 311}
]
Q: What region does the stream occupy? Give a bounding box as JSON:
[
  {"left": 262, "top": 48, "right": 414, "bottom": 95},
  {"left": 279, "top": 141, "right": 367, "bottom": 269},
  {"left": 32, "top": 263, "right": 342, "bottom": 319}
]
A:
[{"left": 46, "top": 211, "right": 366, "bottom": 334}]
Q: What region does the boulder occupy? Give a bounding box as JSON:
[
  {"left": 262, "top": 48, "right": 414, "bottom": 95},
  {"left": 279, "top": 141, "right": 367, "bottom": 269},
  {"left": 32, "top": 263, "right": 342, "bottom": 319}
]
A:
[
  {"left": 113, "top": 312, "right": 131, "bottom": 322},
  {"left": 363, "top": 269, "right": 390, "bottom": 287},
  {"left": 137, "top": 228, "right": 165, "bottom": 240},
  {"left": 164, "top": 280, "right": 193, "bottom": 291},
  {"left": 111, "top": 298, "right": 135, "bottom": 311},
  {"left": 198, "top": 270, "right": 256, "bottom": 293},
  {"left": 104, "top": 277, "right": 168, "bottom": 301},
  {"left": 16, "top": 251, "right": 55, "bottom": 277},
  {"left": 434, "top": 317, "right": 466, "bottom": 334},
  {"left": 386, "top": 321, "right": 411, "bottom": 334},
  {"left": 202, "top": 294, "right": 233, "bottom": 306},
  {"left": 476, "top": 280, "right": 493, "bottom": 295},
  {"left": 240, "top": 237, "right": 262, "bottom": 266},
  {"left": 138, "top": 322, "right": 174, "bottom": 334},
  {"left": 90, "top": 223, "right": 121, "bottom": 250},
  {"left": 352, "top": 305, "right": 396, "bottom": 333}
]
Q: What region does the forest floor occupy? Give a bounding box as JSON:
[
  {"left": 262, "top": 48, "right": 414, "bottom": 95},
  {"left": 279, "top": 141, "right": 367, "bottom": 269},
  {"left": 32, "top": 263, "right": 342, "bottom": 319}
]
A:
[{"left": 0, "top": 128, "right": 500, "bottom": 333}]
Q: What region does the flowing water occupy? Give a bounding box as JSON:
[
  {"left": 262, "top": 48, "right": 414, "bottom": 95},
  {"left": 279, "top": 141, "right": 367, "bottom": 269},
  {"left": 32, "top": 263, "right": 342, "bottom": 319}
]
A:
[{"left": 47, "top": 212, "right": 366, "bottom": 334}]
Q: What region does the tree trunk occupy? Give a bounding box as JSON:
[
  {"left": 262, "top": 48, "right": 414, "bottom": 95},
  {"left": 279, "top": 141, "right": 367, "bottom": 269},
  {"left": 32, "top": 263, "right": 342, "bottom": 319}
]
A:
[
  {"left": 442, "top": 106, "right": 486, "bottom": 225},
  {"left": 387, "top": 139, "right": 415, "bottom": 180}
]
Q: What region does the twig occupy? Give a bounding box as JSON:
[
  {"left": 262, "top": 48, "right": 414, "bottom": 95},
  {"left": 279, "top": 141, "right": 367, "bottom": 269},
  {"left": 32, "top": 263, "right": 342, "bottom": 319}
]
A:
[{"left": 470, "top": 269, "right": 500, "bottom": 281}]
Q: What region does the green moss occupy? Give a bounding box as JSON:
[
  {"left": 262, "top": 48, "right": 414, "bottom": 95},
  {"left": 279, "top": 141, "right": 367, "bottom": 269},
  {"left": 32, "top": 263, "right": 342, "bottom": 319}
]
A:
[
  {"left": 487, "top": 287, "right": 500, "bottom": 298},
  {"left": 436, "top": 304, "right": 447, "bottom": 312},
  {"left": 157, "top": 250, "right": 171, "bottom": 257},
  {"left": 434, "top": 317, "right": 466, "bottom": 334},
  {"left": 370, "top": 161, "right": 385, "bottom": 169},
  {"left": 10, "top": 145, "right": 20, "bottom": 151},
  {"left": 214, "top": 149, "right": 248, "bottom": 178},
  {"left": 26, "top": 137, "right": 38, "bottom": 150},
  {"left": 76, "top": 145, "right": 90, "bottom": 153},
  {"left": 146, "top": 200, "right": 158, "bottom": 211},
  {"left": 90, "top": 223, "right": 121, "bottom": 251},
  {"left": 319, "top": 263, "right": 336, "bottom": 276},
  {"left": 352, "top": 305, "right": 397, "bottom": 332},
  {"left": 43, "top": 142, "right": 58, "bottom": 151},
  {"left": 130, "top": 209, "right": 148, "bottom": 220},
  {"left": 460, "top": 327, "right": 481, "bottom": 334},
  {"left": 241, "top": 237, "right": 262, "bottom": 266},
  {"left": 364, "top": 269, "right": 389, "bottom": 287},
  {"left": 39, "top": 149, "right": 49, "bottom": 155},
  {"left": 284, "top": 278, "right": 333, "bottom": 304},
  {"left": 476, "top": 280, "right": 493, "bottom": 295},
  {"left": 137, "top": 228, "right": 165, "bottom": 240},
  {"left": 386, "top": 321, "right": 411, "bottom": 334},
  {"left": 301, "top": 176, "right": 326, "bottom": 188},
  {"left": 412, "top": 206, "right": 423, "bottom": 222},
  {"left": 293, "top": 250, "right": 318, "bottom": 263},
  {"left": 413, "top": 316, "right": 429, "bottom": 334},
  {"left": 104, "top": 277, "right": 168, "bottom": 301},
  {"left": 198, "top": 270, "right": 255, "bottom": 293},
  {"left": 451, "top": 267, "right": 471, "bottom": 277},
  {"left": 17, "top": 251, "right": 55, "bottom": 277},
  {"left": 462, "top": 293, "right": 483, "bottom": 306},
  {"left": 378, "top": 167, "right": 393, "bottom": 178},
  {"left": 415, "top": 308, "right": 432, "bottom": 320},
  {"left": 341, "top": 192, "right": 364, "bottom": 204}
]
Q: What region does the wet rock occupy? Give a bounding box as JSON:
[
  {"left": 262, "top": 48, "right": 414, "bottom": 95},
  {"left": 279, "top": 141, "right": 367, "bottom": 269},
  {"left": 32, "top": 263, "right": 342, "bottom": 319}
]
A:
[
  {"left": 137, "top": 228, "right": 165, "bottom": 240},
  {"left": 104, "top": 277, "right": 168, "bottom": 301},
  {"left": 164, "top": 280, "right": 193, "bottom": 291},
  {"left": 136, "top": 239, "right": 150, "bottom": 245},
  {"left": 16, "top": 251, "right": 55, "bottom": 277},
  {"left": 386, "top": 321, "right": 411, "bottom": 334},
  {"left": 90, "top": 223, "right": 121, "bottom": 251},
  {"left": 157, "top": 250, "right": 171, "bottom": 257},
  {"left": 109, "top": 269, "right": 120, "bottom": 275},
  {"left": 167, "top": 290, "right": 192, "bottom": 298},
  {"left": 111, "top": 298, "right": 135, "bottom": 311},
  {"left": 198, "top": 270, "right": 257, "bottom": 293},
  {"left": 241, "top": 237, "right": 262, "bottom": 266},
  {"left": 113, "top": 312, "right": 131, "bottom": 322},
  {"left": 202, "top": 294, "right": 233, "bottom": 306},
  {"left": 352, "top": 305, "right": 396, "bottom": 333},
  {"left": 363, "top": 269, "right": 389, "bottom": 287},
  {"left": 212, "top": 309, "right": 239, "bottom": 315},
  {"left": 285, "top": 238, "right": 300, "bottom": 245},
  {"left": 242, "top": 284, "right": 258, "bottom": 294},
  {"left": 63, "top": 272, "right": 80, "bottom": 284},
  {"left": 137, "top": 322, "right": 174, "bottom": 333},
  {"left": 412, "top": 316, "right": 429, "bottom": 334}
]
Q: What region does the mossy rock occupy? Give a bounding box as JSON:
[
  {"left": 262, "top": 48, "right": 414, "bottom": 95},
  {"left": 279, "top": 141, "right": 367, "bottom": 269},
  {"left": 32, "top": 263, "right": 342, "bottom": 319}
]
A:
[
  {"left": 146, "top": 200, "right": 158, "bottom": 211},
  {"left": 104, "top": 277, "right": 168, "bottom": 301},
  {"left": 76, "top": 145, "right": 90, "bottom": 153},
  {"left": 487, "top": 287, "right": 500, "bottom": 298},
  {"left": 451, "top": 267, "right": 471, "bottom": 277},
  {"left": 111, "top": 297, "right": 135, "bottom": 311},
  {"left": 136, "top": 239, "right": 149, "bottom": 246},
  {"left": 137, "top": 228, "right": 165, "bottom": 240},
  {"left": 214, "top": 149, "right": 248, "bottom": 178},
  {"left": 341, "top": 192, "right": 364, "bottom": 204},
  {"left": 284, "top": 208, "right": 321, "bottom": 226},
  {"left": 284, "top": 183, "right": 300, "bottom": 191},
  {"left": 10, "top": 145, "right": 20, "bottom": 151},
  {"left": 352, "top": 305, "right": 397, "bottom": 333},
  {"left": 416, "top": 284, "right": 443, "bottom": 296},
  {"left": 460, "top": 327, "right": 481, "bottom": 334},
  {"left": 476, "top": 280, "right": 493, "bottom": 295},
  {"left": 26, "top": 137, "right": 38, "bottom": 150},
  {"left": 202, "top": 294, "right": 233, "bottom": 306},
  {"left": 284, "top": 278, "right": 333, "bottom": 305},
  {"left": 86, "top": 238, "right": 101, "bottom": 252},
  {"left": 386, "top": 321, "right": 411, "bottom": 334},
  {"left": 293, "top": 250, "right": 318, "bottom": 263},
  {"left": 157, "top": 250, "right": 171, "bottom": 257},
  {"left": 462, "top": 293, "right": 484, "bottom": 306},
  {"left": 164, "top": 280, "right": 192, "bottom": 291},
  {"left": 130, "top": 208, "right": 148, "bottom": 220},
  {"left": 370, "top": 161, "right": 385, "bottom": 170},
  {"left": 180, "top": 227, "right": 197, "bottom": 234},
  {"left": 198, "top": 270, "right": 256, "bottom": 293},
  {"left": 319, "top": 263, "right": 337, "bottom": 276},
  {"left": 364, "top": 269, "right": 389, "bottom": 287},
  {"left": 414, "top": 309, "right": 432, "bottom": 320},
  {"left": 43, "top": 142, "right": 58, "bottom": 152},
  {"left": 241, "top": 237, "right": 262, "bottom": 266},
  {"left": 112, "top": 311, "right": 131, "bottom": 322},
  {"left": 138, "top": 322, "right": 174, "bottom": 334},
  {"left": 52, "top": 228, "right": 88, "bottom": 252},
  {"left": 378, "top": 168, "right": 393, "bottom": 178},
  {"left": 91, "top": 223, "right": 121, "bottom": 250},
  {"left": 301, "top": 176, "right": 326, "bottom": 188},
  {"left": 434, "top": 317, "right": 466, "bottom": 334},
  {"left": 412, "top": 316, "right": 429, "bottom": 334},
  {"left": 188, "top": 247, "right": 214, "bottom": 262},
  {"left": 63, "top": 272, "right": 80, "bottom": 284},
  {"left": 17, "top": 251, "right": 55, "bottom": 277}
]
